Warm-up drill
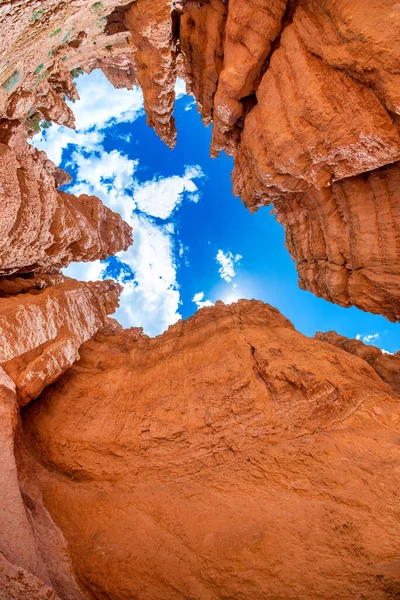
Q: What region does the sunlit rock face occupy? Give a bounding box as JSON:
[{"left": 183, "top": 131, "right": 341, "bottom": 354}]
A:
[
  {"left": 0, "top": 128, "right": 132, "bottom": 276},
  {"left": 21, "top": 301, "right": 400, "bottom": 599},
  {"left": 272, "top": 164, "right": 400, "bottom": 322},
  {"left": 0, "top": 1, "right": 399, "bottom": 599}
]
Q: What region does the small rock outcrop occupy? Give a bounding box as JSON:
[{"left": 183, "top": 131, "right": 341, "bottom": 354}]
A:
[
  {"left": 0, "top": 277, "right": 121, "bottom": 404},
  {"left": 315, "top": 330, "right": 400, "bottom": 396}
]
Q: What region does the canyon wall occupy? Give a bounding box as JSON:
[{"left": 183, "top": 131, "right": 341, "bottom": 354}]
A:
[
  {"left": 20, "top": 301, "right": 400, "bottom": 599},
  {"left": 0, "top": 1, "right": 399, "bottom": 598},
  {"left": 128, "top": 0, "right": 400, "bottom": 320}
]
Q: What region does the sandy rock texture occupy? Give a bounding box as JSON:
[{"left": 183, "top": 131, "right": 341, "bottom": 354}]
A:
[
  {"left": 0, "top": 1, "right": 399, "bottom": 598},
  {"left": 0, "top": 367, "right": 90, "bottom": 600},
  {"left": 0, "top": 0, "right": 134, "bottom": 278},
  {"left": 0, "top": 277, "right": 121, "bottom": 405},
  {"left": 21, "top": 300, "right": 400, "bottom": 600},
  {"left": 124, "top": 0, "right": 178, "bottom": 147},
  {"left": 273, "top": 163, "right": 400, "bottom": 321}
]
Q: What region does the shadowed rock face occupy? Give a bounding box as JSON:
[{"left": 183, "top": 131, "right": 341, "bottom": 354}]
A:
[{"left": 21, "top": 301, "right": 400, "bottom": 599}]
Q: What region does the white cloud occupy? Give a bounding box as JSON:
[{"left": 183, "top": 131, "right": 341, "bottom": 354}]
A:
[
  {"left": 216, "top": 249, "right": 242, "bottom": 282},
  {"left": 134, "top": 165, "right": 204, "bottom": 220},
  {"left": 113, "top": 215, "right": 181, "bottom": 336},
  {"left": 68, "top": 148, "right": 137, "bottom": 225},
  {"left": 63, "top": 260, "right": 105, "bottom": 282},
  {"left": 33, "top": 127, "right": 104, "bottom": 167},
  {"left": 31, "top": 69, "right": 144, "bottom": 166},
  {"left": 174, "top": 77, "right": 187, "bottom": 100},
  {"left": 120, "top": 132, "right": 133, "bottom": 143},
  {"left": 355, "top": 332, "right": 394, "bottom": 354},
  {"left": 67, "top": 146, "right": 203, "bottom": 224},
  {"left": 356, "top": 333, "right": 380, "bottom": 344},
  {"left": 192, "top": 292, "right": 213, "bottom": 309},
  {"left": 71, "top": 69, "right": 144, "bottom": 131},
  {"left": 184, "top": 100, "right": 196, "bottom": 112},
  {"left": 30, "top": 69, "right": 206, "bottom": 338}
]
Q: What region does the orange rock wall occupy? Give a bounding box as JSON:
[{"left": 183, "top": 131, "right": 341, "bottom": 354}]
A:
[
  {"left": 273, "top": 164, "right": 400, "bottom": 321},
  {"left": 21, "top": 301, "right": 400, "bottom": 599},
  {"left": 177, "top": 0, "right": 400, "bottom": 319},
  {"left": 315, "top": 330, "right": 400, "bottom": 396},
  {"left": 0, "top": 131, "right": 132, "bottom": 276},
  {"left": 0, "top": 277, "right": 121, "bottom": 405},
  {"left": 0, "top": 2, "right": 398, "bottom": 598}
]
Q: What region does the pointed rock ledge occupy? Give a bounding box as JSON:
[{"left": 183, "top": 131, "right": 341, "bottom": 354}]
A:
[{"left": 0, "top": 130, "right": 132, "bottom": 276}]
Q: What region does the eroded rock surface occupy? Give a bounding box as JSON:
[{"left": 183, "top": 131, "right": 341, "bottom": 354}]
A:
[
  {"left": 0, "top": 131, "right": 132, "bottom": 275},
  {"left": 0, "top": 2, "right": 399, "bottom": 598},
  {"left": 273, "top": 164, "right": 400, "bottom": 321},
  {"left": 0, "top": 277, "right": 121, "bottom": 405},
  {"left": 21, "top": 301, "right": 400, "bottom": 600}
]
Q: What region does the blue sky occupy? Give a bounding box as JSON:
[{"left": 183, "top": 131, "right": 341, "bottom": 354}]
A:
[{"left": 33, "top": 70, "right": 399, "bottom": 352}]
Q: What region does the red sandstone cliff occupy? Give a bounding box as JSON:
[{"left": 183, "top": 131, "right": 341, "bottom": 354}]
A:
[
  {"left": 18, "top": 301, "right": 400, "bottom": 599},
  {"left": 0, "top": 131, "right": 132, "bottom": 275}
]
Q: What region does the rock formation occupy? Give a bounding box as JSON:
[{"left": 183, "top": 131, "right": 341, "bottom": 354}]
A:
[
  {"left": 0, "top": 0, "right": 399, "bottom": 598},
  {"left": 273, "top": 164, "right": 400, "bottom": 322},
  {"left": 315, "top": 330, "right": 400, "bottom": 396},
  {"left": 0, "top": 276, "right": 122, "bottom": 404},
  {"left": 19, "top": 301, "right": 400, "bottom": 599},
  {"left": 0, "top": 128, "right": 132, "bottom": 276}
]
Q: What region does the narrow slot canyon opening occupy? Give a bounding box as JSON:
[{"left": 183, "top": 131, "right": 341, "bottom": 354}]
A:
[
  {"left": 32, "top": 68, "right": 399, "bottom": 350},
  {"left": 0, "top": 1, "right": 399, "bottom": 599}
]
